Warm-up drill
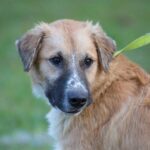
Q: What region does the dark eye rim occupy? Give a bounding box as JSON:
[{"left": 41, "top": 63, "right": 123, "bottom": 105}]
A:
[
  {"left": 84, "top": 57, "right": 94, "bottom": 67},
  {"left": 48, "top": 55, "right": 63, "bottom": 66}
]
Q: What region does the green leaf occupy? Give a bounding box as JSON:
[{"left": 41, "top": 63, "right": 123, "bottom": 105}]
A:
[{"left": 113, "top": 33, "right": 150, "bottom": 57}]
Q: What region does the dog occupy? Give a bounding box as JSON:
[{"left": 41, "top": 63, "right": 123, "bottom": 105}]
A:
[{"left": 16, "top": 19, "right": 150, "bottom": 150}]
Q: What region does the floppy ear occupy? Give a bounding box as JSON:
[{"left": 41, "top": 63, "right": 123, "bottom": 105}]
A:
[
  {"left": 92, "top": 26, "right": 116, "bottom": 72},
  {"left": 16, "top": 27, "right": 45, "bottom": 72}
]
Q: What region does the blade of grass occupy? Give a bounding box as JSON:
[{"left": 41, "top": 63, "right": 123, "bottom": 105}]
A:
[{"left": 113, "top": 33, "right": 150, "bottom": 57}]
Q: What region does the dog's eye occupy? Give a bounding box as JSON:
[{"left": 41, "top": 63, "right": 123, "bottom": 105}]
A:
[
  {"left": 84, "top": 57, "right": 93, "bottom": 67},
  {"left": 49, "top": 56, "right": 63, "bottom": 66}
]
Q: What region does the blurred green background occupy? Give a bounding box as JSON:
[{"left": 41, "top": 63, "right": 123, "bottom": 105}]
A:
[{"left": 0, "top": 0, "right": 149, "bottom": 149}]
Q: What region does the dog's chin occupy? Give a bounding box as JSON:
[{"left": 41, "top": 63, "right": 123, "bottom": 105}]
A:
[
  {"left": 64, "top": 110, "right": 80, "bottom": 114},
  {"left": 55, "top": 106, "right": 83, "bottom": 116},
  {"left": 59, "top": 108, "right": 81, "bottom": 115}
]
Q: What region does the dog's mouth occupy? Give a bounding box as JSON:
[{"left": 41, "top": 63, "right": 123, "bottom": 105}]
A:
[
  {"left": 54, "top": 105, "right": 83, "bottom": 115},
  {"left": 58, "top": 107, "right": 85, "bottom": 116},
  {"left": 53, "top": 99, "right": 92, "bottom": 115},
  {"left": 65, "top": 110, "right": 80, "bottom": 114}
]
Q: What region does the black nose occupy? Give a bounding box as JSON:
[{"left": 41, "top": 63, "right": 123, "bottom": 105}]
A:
[
  {"left": 69, "top": 97, "right": 87, "bottom": 108},
  {"left": 67, "top": 90, "right": 88, "bottom": 109}
]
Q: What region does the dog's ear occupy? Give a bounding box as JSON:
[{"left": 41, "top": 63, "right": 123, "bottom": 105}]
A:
[
  {"left": 16, "top": 26, "right": 45, "bottom": 72},
  {"left": 91, "top": 24, "right": 116, "bottom": 72}
]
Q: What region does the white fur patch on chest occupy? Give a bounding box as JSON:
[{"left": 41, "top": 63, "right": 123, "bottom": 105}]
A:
[{"left": 46, "top": 108, "right": 72, "bottom": 142}]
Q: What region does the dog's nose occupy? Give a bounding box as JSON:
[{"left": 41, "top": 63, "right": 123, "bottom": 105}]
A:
[
  {"left": 67, "top": 90, "right": 88, "bottom": 109},
  {"left": 69, "top": 97, "right": 87, "bottom": 108}
]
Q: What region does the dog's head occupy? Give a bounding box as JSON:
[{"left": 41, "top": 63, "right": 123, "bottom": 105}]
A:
[{"left": 16, "top": 19, "right": 116, "bottom": 114}]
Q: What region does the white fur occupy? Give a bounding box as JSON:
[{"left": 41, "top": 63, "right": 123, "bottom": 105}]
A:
[
  {"left": 54, "top": 144, "right": 62, "bottom": 150},
  {"left": 66, "top": 55, "right": 87, "bottom": 92},
  {"left": 46, "top": 108, "right": 73, "bottom": 150},
  {"left": 32, "top": 84, "right": 50, "bottom": 105}
]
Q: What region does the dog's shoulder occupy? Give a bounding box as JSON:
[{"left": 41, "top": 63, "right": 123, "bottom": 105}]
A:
[{"left": 104, "top": 56, "right": 150, "bottom": 149}]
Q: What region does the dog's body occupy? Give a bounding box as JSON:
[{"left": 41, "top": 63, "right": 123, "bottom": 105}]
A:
[
  {"left": 16, "top": 19, "right": 150, "bottom": 150},
  {"left": 47, "top": 56, "right": 150, "bottom": 150}
]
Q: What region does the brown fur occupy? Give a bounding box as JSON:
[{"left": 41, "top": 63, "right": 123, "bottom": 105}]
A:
[
  {"left": 17, "top": 19, "right": 150, "bottom": 150},
  {"left": 60, "top": 56, "right": 150, "bottom": 150}
]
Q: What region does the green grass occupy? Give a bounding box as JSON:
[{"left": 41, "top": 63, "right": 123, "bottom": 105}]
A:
[
  {"left": 0, "top": 0, "right": 150, "bottom": 149},
  {"left": 0, "top": 144, "right": 52, "bottom": 150}
]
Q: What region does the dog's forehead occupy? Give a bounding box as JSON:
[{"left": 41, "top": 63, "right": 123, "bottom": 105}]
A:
[{"left": 40, "top": 20, "right": 96, "bottom": 58}]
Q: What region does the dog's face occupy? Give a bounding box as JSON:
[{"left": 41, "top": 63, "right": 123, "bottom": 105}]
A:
[{"left": 16, "top": 20, "right": 116, "bottom": 114}]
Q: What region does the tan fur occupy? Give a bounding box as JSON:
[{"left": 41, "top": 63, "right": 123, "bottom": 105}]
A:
[{"left": 17, "top": 19, "right": 150, "bottom": 150}]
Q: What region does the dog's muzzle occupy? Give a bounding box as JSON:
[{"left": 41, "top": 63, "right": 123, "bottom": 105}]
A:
[{"left": 66, "top": 88, "right": 89, "bottom": 112}]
